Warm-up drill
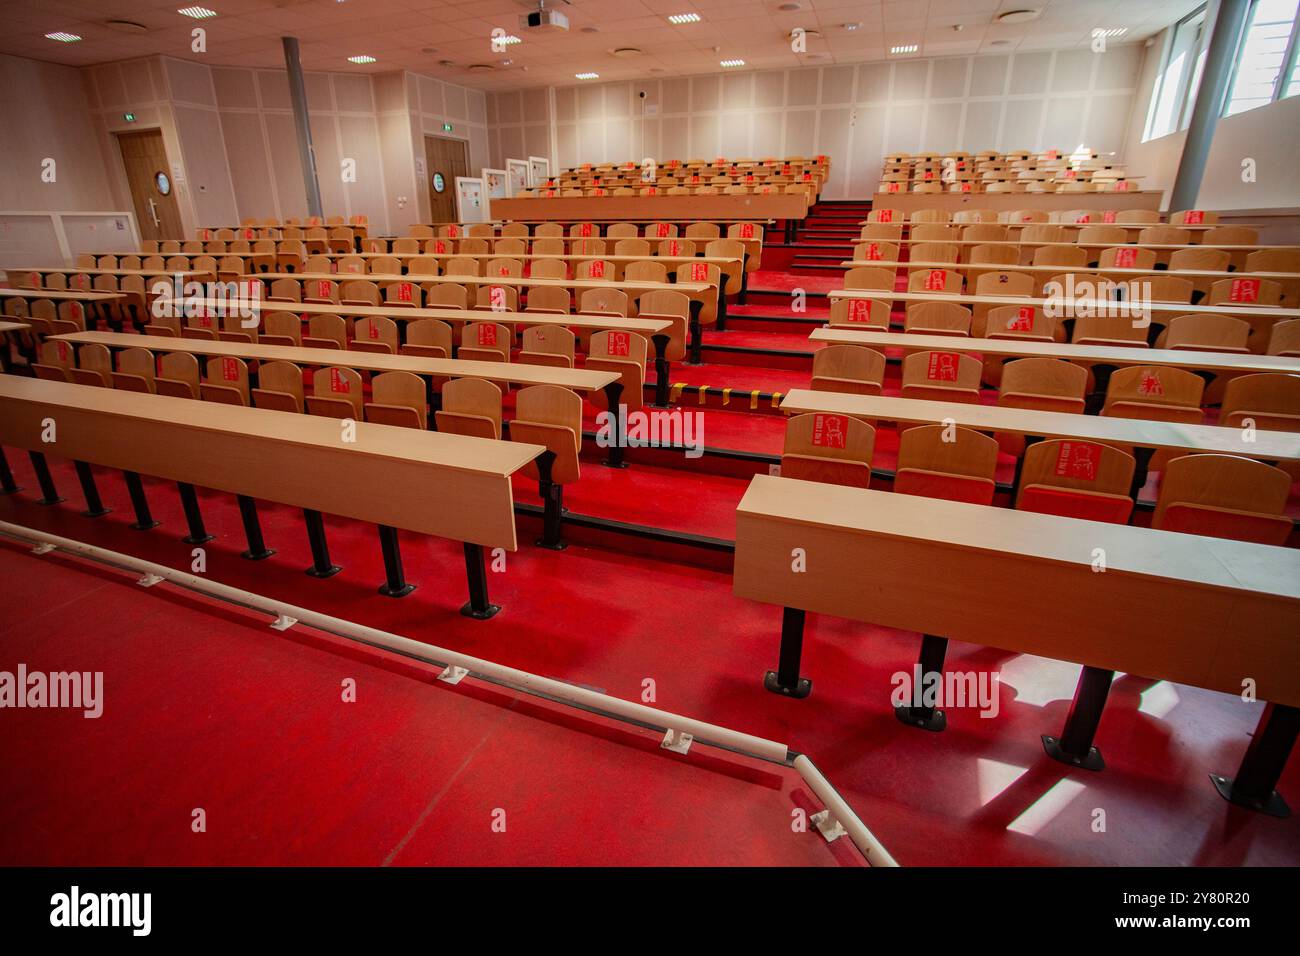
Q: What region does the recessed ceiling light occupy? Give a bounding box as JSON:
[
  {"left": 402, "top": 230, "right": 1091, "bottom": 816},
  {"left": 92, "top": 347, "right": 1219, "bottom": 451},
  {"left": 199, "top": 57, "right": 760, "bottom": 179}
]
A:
[
  {"left": 496, "top": 34, "right": 522, "bottom": 45},
  {"left": 890, "top": 44, "right": 918, "bottom": 55},
  {"left": 575, "top": 72, "right": 599, "bottom": 80},
  {"left": 177, "top": 5, "right": 218, "bottom": 18},
  {"left": 467, "top": 64, "right": 495, "bottom": 72},
  {"left": 1093, "top": 27, "right": 1128, "bottom": 39},
  {"left": 996, "top": 9, "right": 1040, "bottom": 24},
  {"left": 667, "top": 13, "right": 701, "bottom": 24},
  {"left": 45, "top": 32, "right": 82, "bottom": 42},
  {"left": 347, "top": 55, "right": 376, "bottom": 64},
  {"left": 611, "top": 47, "right": 643, "bottom": 58},
  {"left": 790, "top": 29, "right": 822, "bottom": 40},
  {"left": 778, "top": 3, "right": 801, "bottom": 11},
  {"left": 844, "top": 22, "right": 861, "bottom": 31},
  {"left": 720, "top": 58, "right": 745, "bottom": 68}
]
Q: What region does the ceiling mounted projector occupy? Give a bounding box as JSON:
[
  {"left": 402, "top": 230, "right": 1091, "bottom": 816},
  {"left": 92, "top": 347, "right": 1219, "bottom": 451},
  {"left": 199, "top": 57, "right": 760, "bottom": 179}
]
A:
[{"left": 520, "top": 2, "right": 569, "bottom": 32}]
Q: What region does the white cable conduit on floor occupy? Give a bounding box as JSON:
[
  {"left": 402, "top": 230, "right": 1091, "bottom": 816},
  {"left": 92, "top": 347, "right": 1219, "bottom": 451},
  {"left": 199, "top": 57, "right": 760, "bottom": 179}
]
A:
[{"left": 0, "top": 518, "right": 897, "bottom": 867}]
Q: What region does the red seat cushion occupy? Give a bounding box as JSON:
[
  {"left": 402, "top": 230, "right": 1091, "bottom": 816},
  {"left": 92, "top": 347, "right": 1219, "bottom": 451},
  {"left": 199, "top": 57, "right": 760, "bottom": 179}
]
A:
[
  {"left": 1161, "top": 504, "right": 1292, "bottom": 546},
  {"left": 1018, "top": 485, "right": 1133, "bottom": 524},
  {"left": 894, "top": 469, "right": 995, "bottom": 505}
]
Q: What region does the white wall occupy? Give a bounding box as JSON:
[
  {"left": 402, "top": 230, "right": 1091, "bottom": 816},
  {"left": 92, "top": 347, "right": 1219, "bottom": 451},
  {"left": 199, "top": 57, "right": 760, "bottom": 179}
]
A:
[{"left": 488, "top": 47, "right": 1145, "bottom": 199}]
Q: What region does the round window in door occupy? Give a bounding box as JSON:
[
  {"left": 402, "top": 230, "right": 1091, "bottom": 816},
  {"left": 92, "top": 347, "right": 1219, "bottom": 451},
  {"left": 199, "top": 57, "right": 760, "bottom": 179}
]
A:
[
  {"left": 432, "top": 172, "right": 446, "bottom": 193},
  {"left": 154, "top": 171, "right": 171, "bottom": 196}
]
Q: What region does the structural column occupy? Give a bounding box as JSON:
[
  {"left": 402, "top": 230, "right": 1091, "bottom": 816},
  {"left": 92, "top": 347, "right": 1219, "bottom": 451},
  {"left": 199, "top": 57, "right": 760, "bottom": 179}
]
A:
[{"left": 282, "top": 36, "right": 324, "bottom": 219}]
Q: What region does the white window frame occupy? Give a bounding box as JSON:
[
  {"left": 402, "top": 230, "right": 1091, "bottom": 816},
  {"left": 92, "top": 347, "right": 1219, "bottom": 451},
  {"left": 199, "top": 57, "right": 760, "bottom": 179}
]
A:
[{"left": 1221, "top": 0, "right": 1300, "bottom": 115}]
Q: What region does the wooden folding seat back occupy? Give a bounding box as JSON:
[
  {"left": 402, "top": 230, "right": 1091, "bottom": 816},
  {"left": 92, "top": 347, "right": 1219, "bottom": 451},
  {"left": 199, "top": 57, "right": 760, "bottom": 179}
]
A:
[
  {"left": 907, "top": 268, "right": 961, "bottom": 294},
  {"left": 638, "top": 289, "right": 690, "bottom": 362},
  {"left": 307, "top": 366, "right": 363, "bottom": 419},
  {"left": 529, "top": 258, "right": 568, "bottom": 280},
  {"left": 961, "top": 224, "right": 1009, "bottom": 243},
  {"left": 1071, "top": 314, "right": 1151, "bottom": 347},
  {"left": 1032, "top": 244, "right": 1087, "bottom": 270},
  {"left": 200, "top": 355, "right": 250, "bottom": 405},
  {"left": 1220, "top": 372, "right": 1300, "bottom": 433},
  {"left": 1267, "top": 318, "right": 1300, "bottom": 357},
  {"left": 909, "top": 209, "right": 950, "bottom": 225},
  {"left": 523, "top": 285, "right": 571, "bottom": 315},
  {"left": 303, "top": 255, "right": 332, "bottom": 274},
  {"left": 383, "top": 280, "right": 421, "bottom": 309},
  {"left": 269, "top": 278, "right": 301, "bottom": 303},
  {"left": 1168, "top": 246, "right": 1231, "bottom": 289},
  {"left": 613, "top": 237, "right": 650, "bottom": 258},
  {"left": 32, "top": 340, "right": 74, "bottom": 382},
  {"left": 436, "top": 377, "right": 503, "bottom": 439},
  {"left": 1170, "top": 210, "right": 1220, "bottom": 226},
  {"left": 969, "top": 243, "right": 1019, "bottom": 266},
  {"left": 402, "top": 318, "right": 454, "bottom": 360},
  {"left": 910, "top": 241, "right": 959, "bottom": 264},
  {"left": 365, "top": 371, "right": 427, "bottom": 429},
  {"left": 1157, "top": 313, "right": 1250, "bottom": 353},
  {"left": 901, "top": 350, "right": 982, "bottom": 403},
  {"left": 406, "top": 256, "right": 439, "bottom": 277},
  {"left": 685, "top": 222, "right": 721, "bottom": 241},
  {"left": 495, "top": 238, "right": 526, "bottom": 257},
  {"left": 853, "top": 240, "right": 899, "bottom": 263},
  {"left": 68, "top": 343, "right": 112, "bottom": 388},
  {"left": 424, "top": 282, "right": 468, "bottom": 309},
  {"left": 1102, "top": 365, "right": 1205, "bottom": 430},
  {"left": 511, "top": 385, "right": 583, "bottom": 486},
  {"left": 658, "top": 237, "right": 696, "bottom": 258},
  {"left": 974, "top": 269, "right": 1034, "bottom": 301},
  {"left": 894, "top": 424, "right": 999, "bottom": 505},
  {"left": 580, "top": 287, "right": 629, "bottom": 318},
  {"left": 645, "top": 221, "right": 679, "bottom": 240},
  {"left": 520, "top": 325, "right": 576, "bottom": 368},
  {"left": 780, "top": 412, "right": 876, "bottom": 488},
  {"left": 866, "top": 208, "right": 903, "bottom": 224},
  {"left": 910, "top": 224, "right": 959, "bottom": 243},
  {"left": 534, "top": 223, "right": 564, "bottom": 239},
  {"left": 1153, "top": 454, "right": 1293, "bottom": 545},
  {"left": 444, "top": 257, "right": 481, "bottom": 277},
  {"left": 860, "top": 223, "right": 903, "bottom": 242},
  {"left": 606, "top": 222, "right": 638, "bottom": 239},
  {"left": 569, "top": 237, "right": 606, "bottom": 257},
  {"left": 352, "top": 315, "right": 399, "bottom": 354},
  {"left": 44, "top": 272, "right": 68, "bottom": 290},
  {"left": 500, "top": 223, "right": 529, "bottom": 239},
  {"left": 460, "top": 321, "right": 511, "bottom": 363},
  {"left": 1076, "top": 225, "right": 1127, "bottom": 246},
  {"left": 253, "top": 310, "right": 297, "bottom": 348},
  {"left": 1020, "top": 224, "right": 1067, "bottom": 246},
  {"left": 217, "top": 310, "right": 257, "bottom": 345},
  {"left": 586, "top": 330, "right": 648, "bottom": 412},
  {"left": 390, "top": 237, "right": 420, "bottom": 255},
  {"left": 1015, "top": 439, "right": 1136, "bottom": 524},
  {"left": 810, "top": 344, "right": 885, "bottom": 396},
  {"left": 1207, "top": 277, "right": 1282, "bottom": 309},
  {"left": 156, "top": 352, "right": 201, "bottom": 400},
  {"left": 112, "top": 347, "right": 156, "bottom": 393},
  {"left": 368, "top": 255, "right": 402, "bottom": 276},
  {"left": 843, "top": 266, "right": 894, "bottom": 291},
  {"left": 625, "top": 260, "right": 668, "bottom": 287},
  {"left": 904, "top": 301, "right": 971, "bottom": 336},
  {"left": 251, "top": 360, "right": 304, "bottom": 413},
  {"left": 487, "top": 257, "right": 523, "bottom": 278},
  {"left": 1007, "top": 209, "right": 1049, "bottom": 224},
  {"left": 303, "top": 313, "right": 347, "bottom": 350},
  {"left": 476, "top": 283, "right": 519, "bottom": 313},
  {"left": 574, "top": 258, "right": 614, "bottom": 282},
  {"left": 997, "top": 357, "right": 1087, "bottom": 414}
]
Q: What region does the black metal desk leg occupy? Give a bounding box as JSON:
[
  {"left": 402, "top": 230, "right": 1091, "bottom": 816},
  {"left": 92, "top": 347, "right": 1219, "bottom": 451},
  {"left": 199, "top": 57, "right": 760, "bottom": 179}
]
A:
[
  {"left": 123, "top": 471, "right": 159, "bottom": 530},
  {"left": 75, "top": 461, "right": 110, "bottom": 517},
  {"left": 1043, "top": 665, "right": 1113, "bottom": 770},
  {"left": 650, "top": 333, "right": 671, "bottom": 408},
  {"left": 686, "top": 301, "right": 704, "bottom": 365},
  {"left": 738, "top": 267, "right": 749, "bottom": 306},
  {"left": 714, "top": 287, "right": 727, "bottom": 332},
  {"left": 1010, "top": 435, "right": 1043, "bottom": 503},
  {"left": 1212, "top": 703, "right": 1298, "bottom": 817},
  {"left": 461, "top": 543, "right": 501, "bottom": 620},
  {"left": 0, "top": 447, "right": 21, "bottom": 495},
  {"left": 303, "top": 509, "right": 342, "bottom": 577},
  {"left": 236, "top": 494, "right": 274, "bottom": 559},
  {"left": 1084, "top": 365, "right": 1117, "bottom": 415},
  {"left": 1129, "top": 446, "right": 1155, "bottom": 501},
  {"left": 764, "top": 607, "right": 812, "bottom": 698},
  {"left": 28, "top": 452, "right": 64, "bottom": 505},
  {"left": 377, "top": 524, "right": 415, "bottom": 597},
  {"left": 176, "top": 482, "right": 213, "bottom": 543},
  {"left": 534, "top": 450, "right": 566, "bottom": 550},
  {"left": 601, "top": 382, "right": 627, "bottom": 468},
  {"left": 895, "top": 634, "right": 949, "bottom": 731}
]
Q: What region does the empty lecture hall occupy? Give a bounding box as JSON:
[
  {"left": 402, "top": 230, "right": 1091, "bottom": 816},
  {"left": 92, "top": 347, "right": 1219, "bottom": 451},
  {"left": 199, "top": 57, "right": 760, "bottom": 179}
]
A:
[{"left": 0, "top": 0, "right": 1297, "bottom": 929}]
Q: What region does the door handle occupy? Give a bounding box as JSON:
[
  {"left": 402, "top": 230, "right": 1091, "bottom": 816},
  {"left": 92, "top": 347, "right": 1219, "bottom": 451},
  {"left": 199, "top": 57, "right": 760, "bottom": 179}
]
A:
[{"left": 146, "top": 198, "right": 161, "bottom": 227}]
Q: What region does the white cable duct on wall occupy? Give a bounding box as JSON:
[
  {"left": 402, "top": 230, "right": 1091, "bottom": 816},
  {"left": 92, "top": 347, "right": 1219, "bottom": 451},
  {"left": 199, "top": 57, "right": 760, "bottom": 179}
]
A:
[{"left": 0, "top": 518, "right": 898, "bottom": 867}]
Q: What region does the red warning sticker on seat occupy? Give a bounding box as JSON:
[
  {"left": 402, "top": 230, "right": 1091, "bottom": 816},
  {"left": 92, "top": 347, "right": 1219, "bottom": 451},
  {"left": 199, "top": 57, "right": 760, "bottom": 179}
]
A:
[
  {"left": 878, "top": 210, "right": 893, "bottom": 223},
  {"left": 316, "top": 281, "right": 331, "bottom": 299},
  {"left": 865, "top": 243, "right": 881, "bottom": 260},
  {"left": 479, "top": 323, "right": 498, "bottom": 345},
  {"left": 1230, "top": 279, "right": 1260, "bottom": 302},
  {"left": 1138, "top": 371, "right": 1164, "bottom": 395},
  {"left": 925, "top": 270, "right": 947, "bottom": 291},
  {"left": 1008, "top": 306, "right": 1033, "bottom": 331},
  {"left": 367, "top": 321, "right": 379, "bottom": 338},
  {"left": 847, "top": 300, "right": 873, "bottom": 323},
  {"left": 330, "top": 368, "right": 348, "bottom": 392},
  {"left": 489, "top": 287, "right": 506, "bottom": 310},
  {"left": 927, "top": 352, "right": 960, "bottom": 381},
  {"left": 397, "top": 283, "right": 412, "bottom": 301},
  {"left": 1184, "top": 210, "right": 1205, "bottom": 224},
  {"left": 812, "top": 413, "right": 848, "bottom": 449},
  {"left": 1102, "top": 211, "right": 1117, "bottom": 223},
  {"left": 580, "top": 223, "right": 592, "bottom": 237},
  {"left": 691, "top": 263, "right": 707, "bottom": 282},
  {"left": 740, "top": 223, "right": 754, "bottom": 239},
  {"left": 1114, "top": 247, "right": 1138, "bottom": 268},
  {"left": 1054, "top": 441, "right": 1101, "bottom": 480},
  {"left": 608, "top": 331, "right": 630, "bottom": 356},
  {"left": 222, "top": 357, "right": 238, "bottom": 381}
]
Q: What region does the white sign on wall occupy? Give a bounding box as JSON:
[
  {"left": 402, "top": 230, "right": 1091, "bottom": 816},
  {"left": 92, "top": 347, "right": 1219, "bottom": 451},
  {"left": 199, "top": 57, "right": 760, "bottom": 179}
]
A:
[
  {"left": 455, "top": 176, "right": 487, "bottom": 224},
  {"left": 506, "top": 158, "right": 530, "bottom": 194}
]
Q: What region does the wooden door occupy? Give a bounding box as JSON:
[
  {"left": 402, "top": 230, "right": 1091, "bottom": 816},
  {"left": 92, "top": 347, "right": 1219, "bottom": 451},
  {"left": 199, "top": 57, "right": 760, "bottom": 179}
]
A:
[
  {"left": 424, "top": 135, "right": 469, "bottom": 224},
  {"left": 116, "top": 129, "right": 185, "bottom": 241}
]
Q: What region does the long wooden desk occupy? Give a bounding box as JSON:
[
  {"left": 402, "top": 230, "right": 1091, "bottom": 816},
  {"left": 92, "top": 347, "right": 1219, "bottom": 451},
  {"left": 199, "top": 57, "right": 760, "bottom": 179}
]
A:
[
  {"left": 810, "top": 327, "right": 1300, "bottom": 411},
  {"left": 838, "top": 259, "right": 1297, "bottom": 287},
  {"left": 860, "top": 192, "right": 1165, "bottom": 216},
  {"left": 0, "top": 288, "right": 123, "bottom": 304},
  {"left": 0, "top": 376, "right": 544, "bottom": 616},
  {"left": 734, "top": 474, "right": 1300, "bottom": 812},
  {"left": 6, "top": 267, "right": 208, "bottom": 286},
  {"left": 489, "top": 194, "right": 810, "bottom": 239},
  {"left": 779, "top": 388, "right": 1300, "bottom": 496},
  {"left": 827, "top": 287, "right": 1300, "bottom": 347},
  {"left": 0, "top": 320, "right": 30, "bottom": 374}
]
